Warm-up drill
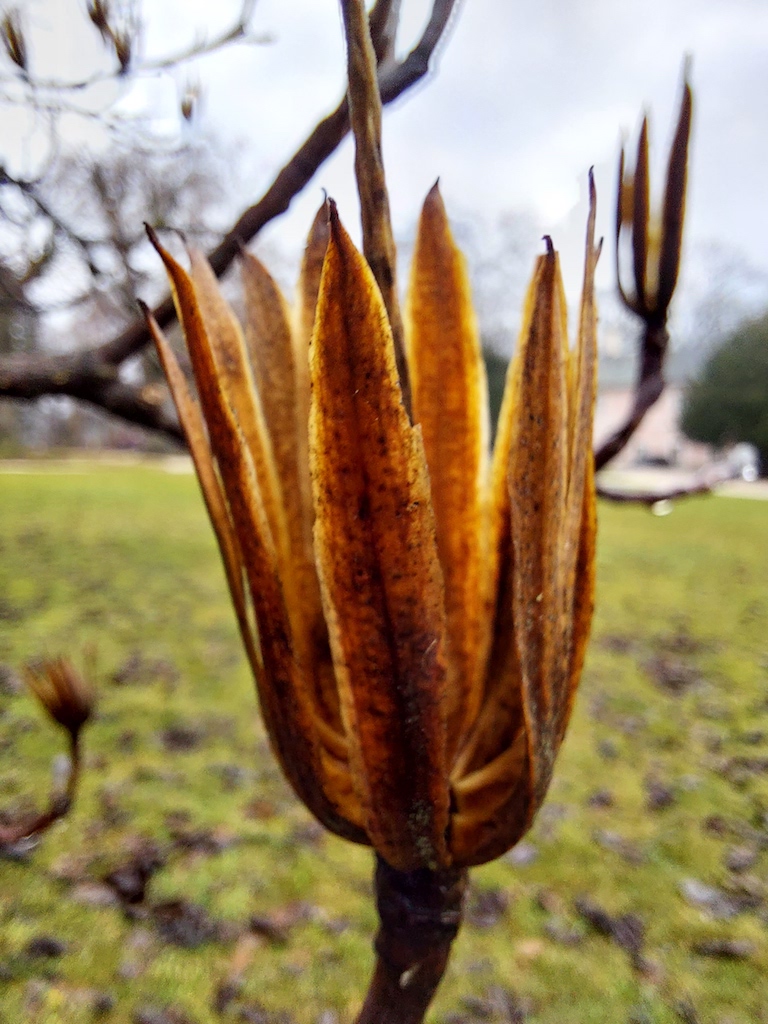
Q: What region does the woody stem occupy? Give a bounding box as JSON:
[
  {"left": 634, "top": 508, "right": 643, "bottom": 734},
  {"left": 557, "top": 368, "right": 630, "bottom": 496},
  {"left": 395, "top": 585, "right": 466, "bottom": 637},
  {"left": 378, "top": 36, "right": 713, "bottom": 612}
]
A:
[
  {"left": 0, "top": 731, "right": 81, "bottom": 847},
  {"left": 356, "top": 855, "right": 468, "bottom": 1024}
]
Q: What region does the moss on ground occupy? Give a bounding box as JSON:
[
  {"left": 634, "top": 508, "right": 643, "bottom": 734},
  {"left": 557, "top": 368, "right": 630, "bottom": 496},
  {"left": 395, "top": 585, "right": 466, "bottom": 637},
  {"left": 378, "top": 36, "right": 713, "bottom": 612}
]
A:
[{"left": 0, "top": 464, "right": 767, "bottom": 1023}]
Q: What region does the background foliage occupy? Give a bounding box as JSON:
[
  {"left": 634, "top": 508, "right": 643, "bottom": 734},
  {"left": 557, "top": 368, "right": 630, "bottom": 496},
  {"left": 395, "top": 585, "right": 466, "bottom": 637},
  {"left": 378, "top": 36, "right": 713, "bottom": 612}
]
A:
[{"left": 681, "top": 311, "right": 768, "bottom": 472}]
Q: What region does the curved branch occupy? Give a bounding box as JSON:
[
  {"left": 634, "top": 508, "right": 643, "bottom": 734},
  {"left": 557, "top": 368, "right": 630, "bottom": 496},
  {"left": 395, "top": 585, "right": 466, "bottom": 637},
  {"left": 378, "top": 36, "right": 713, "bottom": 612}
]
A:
[
  {"left": 0, "top": 733, "right": 82, "bottom": 849},
  {"left": 596, "top": 466, "right": 737, "bottom": 506},
  {"left": 0, "top": 350, "right": 184, "bottom": 440},
  {"left": 102, "top": 0, "right": 459, "bottom": 366},
  {"left": 593, "top": 324, "right": 668, "bottom": 471}
]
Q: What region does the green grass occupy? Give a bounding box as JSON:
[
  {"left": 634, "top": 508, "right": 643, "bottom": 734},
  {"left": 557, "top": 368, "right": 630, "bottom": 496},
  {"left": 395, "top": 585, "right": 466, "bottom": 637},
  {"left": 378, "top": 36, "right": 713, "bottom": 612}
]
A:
[{"left": 1, "top": 464, "right": 767, "bottom": 1024}]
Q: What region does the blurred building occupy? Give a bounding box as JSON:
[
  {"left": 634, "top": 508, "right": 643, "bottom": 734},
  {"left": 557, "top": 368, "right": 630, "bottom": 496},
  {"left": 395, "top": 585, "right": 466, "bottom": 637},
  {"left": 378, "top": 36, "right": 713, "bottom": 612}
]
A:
[{"left": 594, "top": 385, "right": 713, "bottom": 470}]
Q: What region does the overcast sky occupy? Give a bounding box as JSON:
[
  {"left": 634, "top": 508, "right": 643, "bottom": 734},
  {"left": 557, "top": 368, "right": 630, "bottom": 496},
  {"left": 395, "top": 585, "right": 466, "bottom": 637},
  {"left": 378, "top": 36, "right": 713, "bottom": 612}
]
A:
[{"left": 6, "top": 0, "right": 768, "bottom": 307}]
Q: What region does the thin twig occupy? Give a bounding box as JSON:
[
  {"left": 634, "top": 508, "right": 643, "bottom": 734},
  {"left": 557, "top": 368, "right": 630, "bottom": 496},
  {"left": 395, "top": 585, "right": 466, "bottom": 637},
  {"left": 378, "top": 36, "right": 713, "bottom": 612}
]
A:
[
  {"left": 1, "top": 167, "right": 101, "bottom": 274},
  {"left": 596, "top": 468, "right": 736, "bottom": 506},
  {"left": 0, "top": 0, "right": 262, "bottom": 94}
]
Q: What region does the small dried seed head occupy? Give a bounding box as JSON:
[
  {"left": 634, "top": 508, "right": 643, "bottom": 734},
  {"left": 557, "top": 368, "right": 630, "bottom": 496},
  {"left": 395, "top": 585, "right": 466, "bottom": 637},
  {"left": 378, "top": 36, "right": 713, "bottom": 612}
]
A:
[
  {"left": 86, "top": 0, "right": 111, "bottom": 39},
  {"left": 1, "top": 9, "right": 27, "bottom": 72},
  {"left": 113, "top": 30, "right": 132, "bottom": 74},
  {"left": 180, "top": 82, "right": 200, "bottom": 123},
  {"left": 25, "top": 658, "right": 95, "bottom": 739}
]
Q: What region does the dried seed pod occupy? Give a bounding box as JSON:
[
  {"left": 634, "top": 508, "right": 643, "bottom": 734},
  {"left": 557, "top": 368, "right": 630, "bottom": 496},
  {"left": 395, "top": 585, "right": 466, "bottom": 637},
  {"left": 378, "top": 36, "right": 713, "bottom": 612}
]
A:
[
  {"left": 86, "top": 0, "right": 111, "bottom": 40},
  {"left": 615, "top": 74, "right": 693, "bottom": 327},
  {"left": 147, "top": 178, "right": 599, "bottom": 872},
  {"left": 113, "top": 30, "right": 132, "bottom": 74},
  {"left": 25, "top": 658, "right": 95, "bottom": 740},
  {"left": 1, "top": 9, "right": 27, "bottom": 72}
]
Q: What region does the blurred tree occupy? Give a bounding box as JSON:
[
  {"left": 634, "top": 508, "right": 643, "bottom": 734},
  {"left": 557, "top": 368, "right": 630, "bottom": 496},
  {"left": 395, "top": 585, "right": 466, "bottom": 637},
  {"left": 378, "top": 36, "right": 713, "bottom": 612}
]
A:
[
  {"left": 452, "top": 208, "right": 540, "bottom": 356},
  {"left": 681, "top": 310, "right": 768, "bottom": 473},
  {"left": 0, "top": 0, "right": 261, "bottom": 447},
  {"left": 0, "top": 136, "right": 237, "bottom": 448},
  {"left": 0, "top": 0, "right": 460, "bottom": 442},
  {"left": 482, "top": 347, "right": 508, "bottom": 437}
]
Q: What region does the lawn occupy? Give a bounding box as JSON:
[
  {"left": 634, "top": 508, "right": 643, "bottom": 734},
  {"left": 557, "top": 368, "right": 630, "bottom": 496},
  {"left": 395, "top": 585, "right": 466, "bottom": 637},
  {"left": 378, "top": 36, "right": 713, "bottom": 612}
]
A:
[{"left": 0, "top": 463, "right": 766, "bottom": 1024}]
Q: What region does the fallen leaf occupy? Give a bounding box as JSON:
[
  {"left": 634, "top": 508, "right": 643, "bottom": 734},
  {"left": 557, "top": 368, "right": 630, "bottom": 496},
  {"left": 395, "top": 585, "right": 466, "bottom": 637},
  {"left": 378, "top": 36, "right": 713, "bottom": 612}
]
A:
[
  {"left": 24, "top": 935, "right": 67, "bottom": 959},
  {"left": 592, "top": 829, "right": 646, "bottom": 864},
  {"left": 112, "top": 652, "right": 180, "bottom": 688},
  {"left": 643, "top": 655, "right": 701, "bottom": 694},
  {"left": 692, "top": 937, "right": 755, "bottom": 959},
  {"left": 105, "top": 840, "right": 165, "bottom": 905},
  {"left": 724, "top": 845, "right": 758, "bottom": 873},
  {"left": 152, "top": 899, "right": 217, "bottom": 948},
  {"left": 679, "top": 879, "right": 742, "bottom": 920},
  {"left": 466, "top": 886, "right": 510, "bottom": 929},
  {"left": 644, "top": 777, "right": 676, "bottom": 811}
]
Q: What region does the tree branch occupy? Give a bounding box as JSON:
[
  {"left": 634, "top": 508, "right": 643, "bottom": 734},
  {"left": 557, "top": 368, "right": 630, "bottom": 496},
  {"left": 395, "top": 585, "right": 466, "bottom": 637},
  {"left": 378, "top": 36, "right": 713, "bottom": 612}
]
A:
[
  {"left": 596, "top": 466, "right": 737, "bottom": 505},
  {"left": 0, "top": 733, "right": 81, "bottom": 849},
  {"left": 0, "top": 0, "right": 459, "bottom": 441},
  {"left": 369, "top": 0, "right": 402, "bottom": 65},
  {"left": 0, "top": 350, "right": 184, "bottom": 440},
  {"left": 0, "top": 0, "right": 263, "bottom": 94},
  {"left": 593, "top": 323, "right": 668, "bottom": 471},
  {"left": 1, "top": 166, "right": 102, "bottom": 275}
]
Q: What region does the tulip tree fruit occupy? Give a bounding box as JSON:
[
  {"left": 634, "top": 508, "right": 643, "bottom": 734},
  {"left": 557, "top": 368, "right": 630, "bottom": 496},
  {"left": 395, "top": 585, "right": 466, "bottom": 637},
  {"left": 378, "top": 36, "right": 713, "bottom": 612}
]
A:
[
  {"left": 146, "top": 174, "right": 600, "bottom": 1021},
  {"left": 144, "top": 1, "right": 692, "bottom": 1019}
]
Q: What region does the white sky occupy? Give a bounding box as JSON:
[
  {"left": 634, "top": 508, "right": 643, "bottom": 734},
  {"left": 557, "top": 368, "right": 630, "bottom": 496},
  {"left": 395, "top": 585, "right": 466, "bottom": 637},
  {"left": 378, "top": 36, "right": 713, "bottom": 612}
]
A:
[{"left": 4, "top": 0, "right": 768, "bottom": 307}]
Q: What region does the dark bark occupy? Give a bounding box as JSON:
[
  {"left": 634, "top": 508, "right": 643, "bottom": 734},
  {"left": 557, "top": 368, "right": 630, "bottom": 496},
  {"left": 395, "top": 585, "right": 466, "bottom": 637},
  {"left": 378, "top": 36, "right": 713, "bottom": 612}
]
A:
[
  {"left": 0, "top": 350, "right": 184, "bottom": 441},
  {"left": 593, "top": 323, "right": 668, "bottom": 472},
  {"left": 356, "top": 856, "right": 468, "bottom": 1024}
]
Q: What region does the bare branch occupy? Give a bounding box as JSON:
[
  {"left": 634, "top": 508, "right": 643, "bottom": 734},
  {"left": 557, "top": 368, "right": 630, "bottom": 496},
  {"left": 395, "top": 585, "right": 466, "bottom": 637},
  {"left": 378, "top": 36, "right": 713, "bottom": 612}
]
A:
[
  {"left": 1, "top": 2, "right": 457, "bottom": 360},
  {"left": 0, "top": 0, "right": 263, "bottom": 95},
  {"left": 0, "top": 0, "right": 458, "bottom": 437},
  {"left": 593, "top": 324, "right": 667, "bottom": 471},
  {"left": 341, "top": 0, "right": 409, "bottom": 410},
  {"left": 0, "top": 166, "right": 101, "bottom": 274},
  {"left": 596, "top": 469, "right": 735, "bottom": 506},
  {"left": 0, "top": 350, "right": 184, "bottom": 440}
]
